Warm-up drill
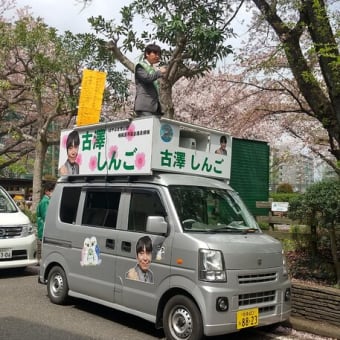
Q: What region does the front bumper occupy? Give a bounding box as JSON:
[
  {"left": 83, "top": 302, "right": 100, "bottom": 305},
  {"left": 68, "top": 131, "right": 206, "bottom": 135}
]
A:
[{"left": 0, "top": 234, "right": 38, "bottom": 269}]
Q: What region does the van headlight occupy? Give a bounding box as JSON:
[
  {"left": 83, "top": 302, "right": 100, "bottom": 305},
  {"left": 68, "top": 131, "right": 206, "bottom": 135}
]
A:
[
  {"left": 282, "top": 250, "right": 288, "bottom": 277},
  {"left": 199, "top": 249, "right": 227, "bottom": 282},
  {"left": 21, "top": 223, "right": 34, "bottom": 237}
]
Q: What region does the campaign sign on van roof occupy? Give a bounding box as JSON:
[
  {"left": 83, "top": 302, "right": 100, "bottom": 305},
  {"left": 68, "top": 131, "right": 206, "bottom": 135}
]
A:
[{"left": 58, "top": 117, "right": 231, "bottom": 180}]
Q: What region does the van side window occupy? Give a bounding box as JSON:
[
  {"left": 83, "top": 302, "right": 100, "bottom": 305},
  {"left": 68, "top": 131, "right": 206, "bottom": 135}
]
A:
[
  {"left": 128, "top": 191, "right": 165, "bottom": 232},
  {"left": 82, "top": 190, "right": 120, "bottom": 228},
  {"left": 60, "top": 187, "right": 81, "bottom": 224}
]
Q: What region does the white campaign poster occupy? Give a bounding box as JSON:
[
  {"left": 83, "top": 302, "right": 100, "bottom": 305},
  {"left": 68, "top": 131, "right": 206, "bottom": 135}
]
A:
[
  {"left": 152, "top": 120, "right": 231, "bottom": 180},
  {"left": 58, "top": 119, "right": 153, "bottom": 176}
]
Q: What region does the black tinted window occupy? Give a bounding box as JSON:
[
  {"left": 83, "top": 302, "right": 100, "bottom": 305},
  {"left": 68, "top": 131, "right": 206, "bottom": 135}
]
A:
[
  {"left": 60, "top": 187, "right": 81, "bottom": 224},
  {"left": 128, "top": 191, "right": 165, "bottom": 232},
  {"left": 82, "top": 190, "right": 120, "bottom": 228}
]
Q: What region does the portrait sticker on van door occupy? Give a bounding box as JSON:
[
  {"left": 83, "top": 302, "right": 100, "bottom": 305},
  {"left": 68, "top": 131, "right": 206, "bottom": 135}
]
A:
[
  {"left": 80, "top": 236, "right": 102, "bottom": 266},
  {"left": 126, "top": 236, "right": 154, "bottom": 284}
]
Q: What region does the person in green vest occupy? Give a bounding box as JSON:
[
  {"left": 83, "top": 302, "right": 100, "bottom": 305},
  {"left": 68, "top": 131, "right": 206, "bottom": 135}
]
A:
[
  {"left": 134, "top": 44, "right": 167, "bottom": 117},
  {"left": 36, "top": 182, "right": 54, "bottom": 261}
]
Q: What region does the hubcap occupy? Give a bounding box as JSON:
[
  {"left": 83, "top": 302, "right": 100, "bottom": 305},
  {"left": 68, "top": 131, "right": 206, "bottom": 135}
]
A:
[
  {"left": 170, "top": 307, "right": 193, "bottom": 339},
  {"left": 51, "top": 273, "right": 63, "bottom": 297}
]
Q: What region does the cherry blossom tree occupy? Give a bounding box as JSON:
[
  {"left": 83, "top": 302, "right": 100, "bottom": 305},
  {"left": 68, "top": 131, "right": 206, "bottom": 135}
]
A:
[
  {"left": 238, "top": 0, "right": 340, "bottom": 172},
  {"left": 81, "top": 0, "right": 340, "bottom": 173},
  {"left": 172, "top": 70, "right": 333, "bottom": 176}
]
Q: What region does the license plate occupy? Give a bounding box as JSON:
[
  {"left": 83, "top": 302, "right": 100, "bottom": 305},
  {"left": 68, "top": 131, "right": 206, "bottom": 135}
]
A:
[
  {"left": 0, "top": 248, "right": 12, "bottom": 259},
  {"left": 236, "top": 307, "right": 259, "bottom": 329}
]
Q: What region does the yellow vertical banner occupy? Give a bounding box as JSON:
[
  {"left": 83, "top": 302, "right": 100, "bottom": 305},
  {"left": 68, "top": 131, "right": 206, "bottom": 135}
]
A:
[{"left": 76, "top": 69, "right": 107, "bottom": 126}]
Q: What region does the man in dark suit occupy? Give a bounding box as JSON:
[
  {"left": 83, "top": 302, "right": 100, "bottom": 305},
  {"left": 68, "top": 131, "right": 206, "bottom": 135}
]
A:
[{"left": 134, "top": 44, "right": 167, "bottom": 117}]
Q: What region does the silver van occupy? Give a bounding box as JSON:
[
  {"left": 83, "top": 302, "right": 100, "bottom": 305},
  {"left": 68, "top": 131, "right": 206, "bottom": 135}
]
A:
[{"left": 39, "top": 173, "right": 291, "bottom": 339}]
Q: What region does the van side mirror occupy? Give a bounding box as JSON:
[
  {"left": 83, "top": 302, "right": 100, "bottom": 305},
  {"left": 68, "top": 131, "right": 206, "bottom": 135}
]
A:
[{"left": 146, "top": 216, "right": 168, "bottom": 235}]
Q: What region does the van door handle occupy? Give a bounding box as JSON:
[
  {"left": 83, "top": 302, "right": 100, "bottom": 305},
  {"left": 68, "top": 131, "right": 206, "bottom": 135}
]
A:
[
  {"left": 121, "top": 241, "right": 131, "bottom": 252},
  {"left": 106, "top": 239, "right": 115, "bottom": 249}
]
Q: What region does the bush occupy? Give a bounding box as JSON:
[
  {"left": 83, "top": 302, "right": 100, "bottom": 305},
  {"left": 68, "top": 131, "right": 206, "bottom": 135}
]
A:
[
  {"left": 270, "top": 192, "right": 301, "bottom": 202},
  {"left": 276, "top": 183, "right": 293, "bottom": 193},
  {"left": 288, "top": 179, "right": 340, "bottom": 286},
  {"left": 258, "top": 221, "right": 270, "bottom": 230},
  {"left": 22, "top": 207, "right": 36, "bottom": 224},
  {"left": 290, "top": 225, "right": 311, "bottom": 250}
]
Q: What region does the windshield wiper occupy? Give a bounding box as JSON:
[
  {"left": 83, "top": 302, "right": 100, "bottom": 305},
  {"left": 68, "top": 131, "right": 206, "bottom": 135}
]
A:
[
  {"left": 210, "top": 224, "right": 243, "bottom": 233},
  {"left": 212, "top": 221, "right": 258, "bottom": 233},
  {"left": 242, "top": 228, "right": 258, "bottom": 234}
]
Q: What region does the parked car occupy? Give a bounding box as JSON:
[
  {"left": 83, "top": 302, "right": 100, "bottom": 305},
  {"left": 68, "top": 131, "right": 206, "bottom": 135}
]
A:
[{"left": 0, "top": 186, "right": 38, "bottom": 269}]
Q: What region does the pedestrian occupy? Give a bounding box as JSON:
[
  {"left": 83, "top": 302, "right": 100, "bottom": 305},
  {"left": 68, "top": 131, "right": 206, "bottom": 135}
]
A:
[
  {"left": 36, "top": 182, "right": 54, "bottom": 262},
  {"left": 215, "top": 135, "right": 228, "bottom": 155},
  {"left": 134, "top": 43, "right": 167, "bottom": 117}
]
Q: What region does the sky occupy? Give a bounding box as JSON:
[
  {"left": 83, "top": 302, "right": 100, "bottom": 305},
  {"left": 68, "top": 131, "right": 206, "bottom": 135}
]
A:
[
  {"left": 12, "top": 0, "right": 250, "bottom": 61},
  {"left": 13, "top": 0, "right": 250, "bottom": 35},
  {"left": 12, "top": 0, "right": 147, "bottom": 64},
  {"left": 14, "top": 0, "right": 128, "bottom": 34}
]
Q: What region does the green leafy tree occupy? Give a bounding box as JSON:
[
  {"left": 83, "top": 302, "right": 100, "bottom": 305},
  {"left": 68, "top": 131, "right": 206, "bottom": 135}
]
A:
[
  {"left": 288, "top": 180, "right": 340, "bottom": 285},
  {"left": 88, "top": 0, "right": 242, "bottom": 117},
  {"left": 0, "top": 15, "right": 128, "bottom": 208}
]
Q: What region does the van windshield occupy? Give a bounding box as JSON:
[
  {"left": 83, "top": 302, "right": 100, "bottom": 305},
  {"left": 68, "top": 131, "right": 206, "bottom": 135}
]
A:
[{"left": 169, "top": 186, "right": 260, "bottom": 233}]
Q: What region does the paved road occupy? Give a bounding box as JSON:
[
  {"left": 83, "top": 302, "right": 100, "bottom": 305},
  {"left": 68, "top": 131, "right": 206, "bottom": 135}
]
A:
[{"left": 0, "top": 266, "right": 334, "bottom": 340}]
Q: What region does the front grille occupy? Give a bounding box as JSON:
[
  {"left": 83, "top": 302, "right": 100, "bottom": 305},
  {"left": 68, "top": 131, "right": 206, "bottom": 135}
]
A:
[
  {"left": 239, "top": 290, "right": 276, "bottom": 307},
  {"left": 0, "top": 226, "right": 22, "bottom": 239},
  {"left": 238, "top": 272, "right": 277, "bottom": 284},
  {"left": 0, "top": 250, "right": 27, "bottom": 261},
  {"left": 259, "top": 305, "right": 275, "bottom": 313}
]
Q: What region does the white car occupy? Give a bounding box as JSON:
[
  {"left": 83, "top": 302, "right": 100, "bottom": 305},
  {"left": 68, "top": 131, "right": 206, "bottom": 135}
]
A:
[{"left": 0, "top": 186, "right": 38, "bottom": 269}]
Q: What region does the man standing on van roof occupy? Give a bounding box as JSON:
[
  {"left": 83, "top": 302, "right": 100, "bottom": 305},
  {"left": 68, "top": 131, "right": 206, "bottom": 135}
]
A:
[{"left": 134, "top": 44, "right": 167, "bottom": 117}]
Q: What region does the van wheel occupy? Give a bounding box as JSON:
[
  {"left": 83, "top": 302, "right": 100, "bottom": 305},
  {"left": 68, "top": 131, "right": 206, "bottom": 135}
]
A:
[
  {"left": 47, "top": 266, "right": 69, "bottom": 305},
  {"left": 163, "top": 295, "right": 203, "bottom": 340}
]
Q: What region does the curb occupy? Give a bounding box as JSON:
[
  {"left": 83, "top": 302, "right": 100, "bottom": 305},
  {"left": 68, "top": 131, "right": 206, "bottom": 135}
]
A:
[{"left": 286, "top": 317, "right": 340, "bottom": 339}]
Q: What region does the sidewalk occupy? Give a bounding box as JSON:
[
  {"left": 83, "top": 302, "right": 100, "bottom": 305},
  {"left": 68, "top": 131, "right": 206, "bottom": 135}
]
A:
[{"left": 286, "top": 317, "right": 340, "bottom": 339}]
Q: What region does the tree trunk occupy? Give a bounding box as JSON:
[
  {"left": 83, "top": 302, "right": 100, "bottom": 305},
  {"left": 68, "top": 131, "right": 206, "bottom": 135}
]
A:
[
  {"left": 310, "top": 223, "right": 317, "bottom": 257},
  {"left": 252, "top": 0, "right": 340, "bottom": 161},
  {"left": 328, "top": 225, "right": 340, "bottom": 286},
  {"left": 304, "top": 0, "right": 340, "bottom": 132},
  {"left": 160, "top": 79, "right": 174, "bottom": 118}
]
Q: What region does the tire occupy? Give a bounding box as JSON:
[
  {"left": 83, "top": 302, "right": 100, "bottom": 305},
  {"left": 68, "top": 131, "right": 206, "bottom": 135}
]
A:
[
  {"left": 47, "top": 265, "right": 69, "bottom": 305},
  {"left": 163, "top": 295, "right": 203, "bottom": 340}
]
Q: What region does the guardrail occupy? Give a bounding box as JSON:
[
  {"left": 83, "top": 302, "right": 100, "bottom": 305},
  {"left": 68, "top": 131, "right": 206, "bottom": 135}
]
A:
[
  {"left": 256, "top": 215, "right": 293, "bottom": 225},
  {"left": 256, "top": 201, "right": 293, "bottom": 228}
]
